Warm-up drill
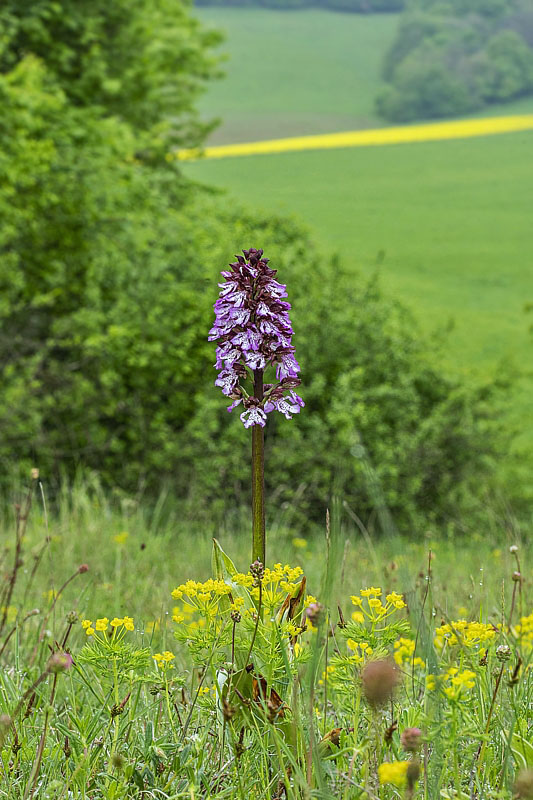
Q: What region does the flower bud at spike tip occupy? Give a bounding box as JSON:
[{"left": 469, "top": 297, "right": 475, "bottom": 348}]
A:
[
  {"left": 210, "top": 248, "right": 304, "bottom": 427},
  {"left": 78, "top": 564, "right": 89, "bottom": 573}
]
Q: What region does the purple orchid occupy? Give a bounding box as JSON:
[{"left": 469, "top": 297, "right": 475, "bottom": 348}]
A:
[{"left": 211, "top": 248, "right": 304, "bottom": 428}]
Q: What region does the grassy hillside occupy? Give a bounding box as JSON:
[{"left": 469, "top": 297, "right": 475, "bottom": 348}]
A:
[
  {"left": 197, "top": 8, "right": 533, "bottom": 144},
  {"left": 197, "top": 8, "right": 400, "bottom": 142}
]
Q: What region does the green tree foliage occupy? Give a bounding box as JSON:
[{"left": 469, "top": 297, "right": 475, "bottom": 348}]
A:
[
  {"left": 0, "top": 0, "right": 221, "bottom": 148},
  {"left": 378, "top": 0, "right": 533, "bottom": 121}
]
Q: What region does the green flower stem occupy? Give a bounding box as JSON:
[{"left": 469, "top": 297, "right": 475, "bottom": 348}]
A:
[{"left": 252, "top": 369, "right": 266, "bottom": 564}]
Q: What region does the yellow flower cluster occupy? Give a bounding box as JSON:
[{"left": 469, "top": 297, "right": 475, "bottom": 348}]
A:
[
  {"left": 346, "top": 639, "right": 373, "bottom": 665},
  {"left": 171, "top": 565, "right": 305, "bottom": 621},
  {"left": 247, "top": 564, "right": 304, "bottom": 609},
  {"left": 426, "top": 667, "right": 476, "bottom": 700},
  {"left": 378, "top": 761, "right": 409, "bottom": 787},
  {"left": 177, "top": 115, "right": 533, "bottom": 162},
  {"left": 394, "top": 638, "right": 425, "bottom": 669},
  {"left": 153, "top": 651, "right": 175, "bottom": 669},
  {"left": 171, "top": 579, "right": 232, "bottom": 621},
  {"left": 198, "top": 685, "right": 217, "bottom": 697},
  {"left": 292, "top": 537, "right": 307, "bottom": 548},
  {"left": 350, "top": 588, "right": 406, "bottom": 620},
  {"left": 81, "top": 616, "right": 134, "bottom": 636},
  {"left": 434, "top": 620, "right": 496, "bottom": 649},
  {"left": 514, "top": 611, "right": 533, "bottom": 645},
  {"left": 171, "top": 579, "right": 232, "bottom": 601}
]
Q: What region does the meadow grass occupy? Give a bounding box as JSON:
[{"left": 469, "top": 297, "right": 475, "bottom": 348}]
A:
[
  {"left": 1, "top": 478, "right": 533, "bottom": 798},
  {"left": 0, "top": 477, "right": 525, "bottom": 623}
]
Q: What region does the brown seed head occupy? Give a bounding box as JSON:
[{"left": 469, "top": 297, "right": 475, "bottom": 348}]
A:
[
  {"left": 250, "top": 560, "right": 264, "bottom": 584},
  {"left": 400, "top": 727, "right": 422, "bottom": 752},
  {"left": 361, "top": 659, "right": 400, "bottom": 706},
  {"left": 47, "top": 652, "right": 73, "bottom": 674},
  {"left": 496, "top": 644, "right": 511, "bottom": 662},
  {"left": 304, "top": 602, "right": 324, "bottom": 628}
]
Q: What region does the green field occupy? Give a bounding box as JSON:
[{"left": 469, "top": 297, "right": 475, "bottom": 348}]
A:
[{"left": 197, "top": 8, "right": 400, "bottom": 143}]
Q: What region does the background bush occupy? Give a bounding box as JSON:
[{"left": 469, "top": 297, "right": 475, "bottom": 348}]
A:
[{"left": 378, "top": 0, "right": 533, "bottom": 121}]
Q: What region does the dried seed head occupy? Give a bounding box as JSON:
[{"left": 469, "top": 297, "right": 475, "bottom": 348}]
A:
[
  {"left": 231, "top": 610, "right": 241, "bottom": 623},
  {"left": 66, "top": 611, "right": 78, "bottom": 625},
  {"left": 400, "top": 727, "right": 422, "bottom": 753},
  {"left": 512, "top": 571, "right": 522, "bottom": 582},
  {"left": 510, "top": 545, "right": 519, "bottom": 554},
  {"left": 361, "top": 659, "right": 400, "bottom": 707},
  {"left": 496, "top": 644, "right": 512, "bottom": 662},
  {"left": 111, "top": 753, "right": 126, "bottom": 770},
  {"left": 515, "top": 769, "right": 533, "bottom": 799},
  {"left": 78, "top": 564, "right": 89, "bottom": 574},
  {"left": 250, "top": 560, "right": 265, "bottom": 584},
  {"left": 304, "top": 602, "right": 324, "bottom": 628},
  {"left": 47, "top": 652, "right": 73, "bottom": 674}
]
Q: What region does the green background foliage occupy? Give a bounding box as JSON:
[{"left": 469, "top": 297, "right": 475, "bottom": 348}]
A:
[{"left": 378, "top": 0, "right": 533, "bottom": 120}]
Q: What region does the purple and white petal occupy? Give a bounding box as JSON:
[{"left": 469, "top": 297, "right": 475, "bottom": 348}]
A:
[
  {"left": 276, "top": 353, "right": 300, "bottom": 380},
  {"left": 245, "top": 351, "right": 266, "bottom": 370},
  {"left": 227, "top": 398, "right": 243, "bottom": 412},
  {"left": 240, "top": 407, "right": 267, "bottom": 428}
]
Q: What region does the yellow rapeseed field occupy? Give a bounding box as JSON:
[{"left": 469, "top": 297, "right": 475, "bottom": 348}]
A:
[{"left": 177, "top": 114, "right": 533, "bottom": 161}]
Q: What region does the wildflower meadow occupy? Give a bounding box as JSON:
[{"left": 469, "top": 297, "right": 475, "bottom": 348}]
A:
[{"left": 1, "top": 249, "right": 533, "bottom": 800}]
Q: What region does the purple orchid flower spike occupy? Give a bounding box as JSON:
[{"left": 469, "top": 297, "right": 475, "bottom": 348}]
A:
[
  {"left": 211, "top": 248, "right": 304, "bottom": 427},
  {"left": 210, "top": 248, "right": 304, "bottom": 564}
]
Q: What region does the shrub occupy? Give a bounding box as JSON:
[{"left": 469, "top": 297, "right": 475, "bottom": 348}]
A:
[{"left": 379, "top": 0, "right": 533, "bottom": 121}]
